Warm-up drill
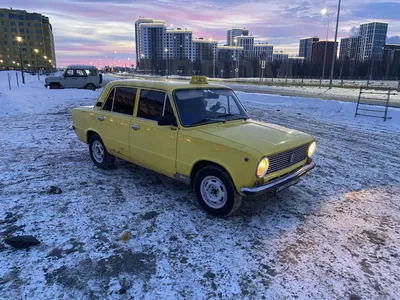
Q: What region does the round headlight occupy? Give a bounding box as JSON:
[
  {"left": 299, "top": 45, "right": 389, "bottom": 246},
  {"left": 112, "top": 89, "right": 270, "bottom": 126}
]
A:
[
  {"left": 256, "top": 157, "right": 269, "bottom": 178},
  {"left": 308, "top": 141, "right": 317, "bottom": 157}
]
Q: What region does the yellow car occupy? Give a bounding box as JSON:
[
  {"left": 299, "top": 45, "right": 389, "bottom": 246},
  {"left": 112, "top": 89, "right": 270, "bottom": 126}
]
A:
[{"left": 72, "top": 76, "right": 316, "bottom": 217}]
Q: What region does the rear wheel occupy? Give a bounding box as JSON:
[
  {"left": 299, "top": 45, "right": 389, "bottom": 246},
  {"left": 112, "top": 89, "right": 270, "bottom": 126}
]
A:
[
  {"left": 194, "top": 165, "right": 242, "bottom": 217},
  {"left": 49, "top": 83, "right": 61, "bottom": 89},
  {"left": 88, "top": 134, "right": 115, "bottom": 169},
  {"left": 85, "top": 83, "right": 96, "bottom": 91}
]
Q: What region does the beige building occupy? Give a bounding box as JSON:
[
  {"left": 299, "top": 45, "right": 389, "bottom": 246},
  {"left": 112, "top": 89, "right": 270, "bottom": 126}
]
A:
[{"left": 0, "top": 8, "right": 56, "bottom": 70}]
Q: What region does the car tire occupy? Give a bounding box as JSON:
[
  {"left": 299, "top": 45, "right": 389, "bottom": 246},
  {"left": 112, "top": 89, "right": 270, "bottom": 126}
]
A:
[
  {"left": 194, "top": 165, "right": 242, "bottom": 217},
  {"left": 88, "top": 134, "right": 115, "bottom": 169},
  {"left": 85, "top": 83, "right": 96, "bottom": 91},
  {"left": 49, "top": 83, "right": 61, "bottom": 89}
]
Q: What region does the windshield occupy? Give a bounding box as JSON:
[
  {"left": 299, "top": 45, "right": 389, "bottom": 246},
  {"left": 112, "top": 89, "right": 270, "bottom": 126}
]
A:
[{"left": 173, "top": 88, "right": 248, "bottom": 127}]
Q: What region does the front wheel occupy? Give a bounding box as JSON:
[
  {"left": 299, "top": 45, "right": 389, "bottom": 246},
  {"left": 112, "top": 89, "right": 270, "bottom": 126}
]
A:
[
  {"left": 89, "top": 134, "right": 115, "bottom": 169},
  {"left": 194, "top": 166, "right": 242, "bottom": 217}
]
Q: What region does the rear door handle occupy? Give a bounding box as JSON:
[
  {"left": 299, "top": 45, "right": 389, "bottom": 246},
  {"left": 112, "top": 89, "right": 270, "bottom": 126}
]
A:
[
  {"left": 97, "top": 116, "right": 104, "bottom": 121},
  {"left": 131, "top": 124, "right": 140, "bottom": 131}
]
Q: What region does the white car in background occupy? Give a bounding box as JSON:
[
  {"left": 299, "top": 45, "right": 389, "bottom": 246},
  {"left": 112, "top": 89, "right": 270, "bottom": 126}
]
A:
[{"left": 45, "top": 65, "right": 103, "bottom": 90}]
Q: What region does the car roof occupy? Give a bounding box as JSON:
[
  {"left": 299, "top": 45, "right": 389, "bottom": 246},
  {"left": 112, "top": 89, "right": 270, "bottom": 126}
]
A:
[
  {"left": 67, "top": 65, "right": 97, "bottom": 69},
  {"left": 106, "top": 79, "right": 231, "bottom": 93}
]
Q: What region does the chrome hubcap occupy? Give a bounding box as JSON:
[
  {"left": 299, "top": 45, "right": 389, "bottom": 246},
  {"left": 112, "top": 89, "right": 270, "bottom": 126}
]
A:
[
  {"left": 92, "top": 140, "right": 104, "bottom": 163},
  {"left": 200, "top": 176, "right": 227, "bottom": 209}
]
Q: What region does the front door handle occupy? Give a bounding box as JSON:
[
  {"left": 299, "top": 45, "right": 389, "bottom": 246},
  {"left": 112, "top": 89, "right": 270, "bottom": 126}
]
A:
[
  {"left": 131, "top": 124, "right": 140, "bottom": 131},
  {"left": 97, "top": 116, "right": 104, "bottom": 121}
]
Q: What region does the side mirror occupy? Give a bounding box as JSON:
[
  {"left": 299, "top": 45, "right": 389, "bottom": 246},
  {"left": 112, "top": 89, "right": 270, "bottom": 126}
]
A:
[{"left": 158, "top": 115, "right": 177, "bottom": 127}]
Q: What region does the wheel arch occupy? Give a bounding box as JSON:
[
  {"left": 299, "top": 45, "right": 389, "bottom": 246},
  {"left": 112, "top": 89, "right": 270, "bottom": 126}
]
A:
[
  {"left": 190, "top": 160, "right": 237, "bottom": 191},
  {"left": 49, "top": 82, "right": 63, "bottom": 88},
  {"left": 87, "top": 130, "right": 99, "bottom": 144}
]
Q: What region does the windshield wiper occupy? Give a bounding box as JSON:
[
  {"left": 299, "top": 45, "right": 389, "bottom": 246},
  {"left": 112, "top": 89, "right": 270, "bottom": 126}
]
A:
[
  {"left": 217, "top": 113, "right": 248, "bottom": 120},
  {"left": 192, "top": 118, "right": 226, "bottom": 125},
  {"left": 217, "top": 113, "right": 234, "bottom": 118}
]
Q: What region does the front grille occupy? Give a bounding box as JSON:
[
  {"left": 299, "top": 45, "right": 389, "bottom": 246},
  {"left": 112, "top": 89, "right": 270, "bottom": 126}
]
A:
[{"left": 267, "top": 144, "right": 308, "bottom": 174}]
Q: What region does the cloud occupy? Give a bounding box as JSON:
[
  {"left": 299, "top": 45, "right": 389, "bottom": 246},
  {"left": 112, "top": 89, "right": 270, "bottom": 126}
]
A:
[
  {"left": 350, "top": 26, "right": 359, "bottom": 37},
  {"left": 353, "top": 2, "right": 400, "bottom": 20},
  {"left": 5, "top": 0, "right": 400, "bottom": 66},
  {"left": 386, "top": 35, "right": 400, "bottom": 44}
]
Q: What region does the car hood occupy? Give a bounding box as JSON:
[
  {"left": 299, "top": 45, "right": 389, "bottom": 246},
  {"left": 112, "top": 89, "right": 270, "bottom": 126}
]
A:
[{"left": 197, "top": 119, "right": 314, "bottom": 156}]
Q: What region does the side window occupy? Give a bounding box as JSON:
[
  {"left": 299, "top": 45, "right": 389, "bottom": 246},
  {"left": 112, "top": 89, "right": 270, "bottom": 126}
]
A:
[
  {"left": 102, "top": 88, "right": 115, "bottom": 111},
  {"left": 137, "top": 90, "right": 166, "bottom": 121},
  {"left": 228, "top": 96, "right": 240, "bottom": 114},
  {"left": 112, "top": 87, "right": 136, "bottom": 115},
  {"left": 65, "top": 69, "right": 74, "bottom": 77},
  {"left": 75, "top": 69, "right": 87, "bottom": 77},
  {"left": 164, "top": 96, "right": 174, "bottom": 116},
  {"left": 86, "top": 69, "right": 97, "bottom": 76}
]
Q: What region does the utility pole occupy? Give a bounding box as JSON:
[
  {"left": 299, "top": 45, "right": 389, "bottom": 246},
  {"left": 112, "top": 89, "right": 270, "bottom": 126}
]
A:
[{"left": 329, "top": 0, "right": 341, "bottom": 89}]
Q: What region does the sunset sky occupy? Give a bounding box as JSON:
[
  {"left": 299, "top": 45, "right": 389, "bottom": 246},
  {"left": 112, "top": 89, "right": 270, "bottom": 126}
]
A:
[{"left": 3, "top": 0, "right": 400, "bottom": 67}]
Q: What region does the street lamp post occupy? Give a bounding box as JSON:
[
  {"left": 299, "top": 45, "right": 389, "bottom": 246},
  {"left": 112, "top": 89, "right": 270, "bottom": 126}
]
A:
[
  {"left": 16, "top": 36, "right": 25, "bottom": 84},
  {"left": 329, "top": 0, "right": 342, "bottom": 89},
  {"left": 234, "top": 38, "right": 239, "bottom": 79},
  {"left": 43, "top": 56, "right": 48, "bottom": 75},
  {"left": 140, "top": 54, "right": 145, "bottom": 72},
  {"left": 165, "top": 48, "right": 169, "bottom": 78},
  {"left": 321, "top": 9, "right": 334, "bottom": 86},
  {"left": 209, "top": 38, "right": 216, "bottom": 78},
  {"left": 48, "top": 59, "right": 52, "bottom": 74},
  {"left": 34, "top": 49, "right": 40, "bottom": 80}
]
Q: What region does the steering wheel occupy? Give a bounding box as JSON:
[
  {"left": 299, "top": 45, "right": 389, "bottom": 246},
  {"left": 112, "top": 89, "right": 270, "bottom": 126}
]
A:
[{"left": 210, "top": 101, "right": 227, "bottom": 114}]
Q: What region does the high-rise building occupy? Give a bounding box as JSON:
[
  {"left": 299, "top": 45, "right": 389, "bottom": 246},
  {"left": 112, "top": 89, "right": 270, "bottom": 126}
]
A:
[
  {"left": 134, "top": 18, "right": 166, "bottom": 69},
  {"left": 272, "top": 51, "right": 289, "bottom": 62},
  {"left": 227, "top": 28, "right": 249, "bottom": 46},
  {"left": 234, "top": 36, "right": 254, "bottom": 60},
  {"left": 166, "top": 28, "right": 193, "bottom": 61},
  {"left": 339, "top": 37, "right": 360, "bottom": 61},
  {"left": 253, "top": 44, "right": 274, "bottom": 61},
  {"left": 311, "top": 41, "right": 338, "bottom": 65},
  {"left": 192, "top": 38, "right": 218, "bottom": 62},
  {"left": 0, "top": 8, "right": 56, "bottom": 70},
  {"left": 288, "top": 56, "right": 305, "bottom": 64},
  {"left": 217, "top": 45, "right": 244, "bottom": 61},
  {"left": 299, "top": 37, "right": 319, "bottom": 62},
  {"left": 383, "top": 44, "right": 400, "bottom": 75},
  {"left": 358, "top": 22, "right": 388, "bottom": 62}
]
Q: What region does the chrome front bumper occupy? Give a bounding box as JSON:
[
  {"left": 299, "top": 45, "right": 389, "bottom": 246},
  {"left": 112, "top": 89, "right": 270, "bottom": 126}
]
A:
[{"left": 240, "top": 161, "right": 316, "bottom": 197}]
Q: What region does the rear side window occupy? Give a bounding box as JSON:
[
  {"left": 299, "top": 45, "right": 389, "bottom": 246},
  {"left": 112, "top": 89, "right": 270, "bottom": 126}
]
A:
[
  {"left": 101, "top": 87, "right": 136, "bottom": 115},
  {"left": 112, "top": 87, "right": 137, "bottom": 115},
  {"left": 137, "top": 90, "right": 166, "bottom": 121},
  {"left": 102, "top": 88, "right": 115, "bottom": 111},
  {"left": 65, "top": 69, "right": 74, "bottom": 77}
]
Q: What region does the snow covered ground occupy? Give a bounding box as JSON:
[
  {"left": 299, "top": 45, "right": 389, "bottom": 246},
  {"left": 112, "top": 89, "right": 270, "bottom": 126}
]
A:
[{"left": 1, "top": 71, "right": 400, "bottom": 299}]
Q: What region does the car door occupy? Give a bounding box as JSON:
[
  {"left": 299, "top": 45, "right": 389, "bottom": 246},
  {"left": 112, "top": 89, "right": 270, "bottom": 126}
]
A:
[
  {"left": 62, "top": 69, "right": 76, "bottom": 88},
  {"left": 129, "top": 89, "right": 178, "bottom": 177},
  {"left": 75, "top": 69, "right": 88, "bottom": 88},
  {"left": 94, "top": 86, "right": 137, "bottom": 158}
]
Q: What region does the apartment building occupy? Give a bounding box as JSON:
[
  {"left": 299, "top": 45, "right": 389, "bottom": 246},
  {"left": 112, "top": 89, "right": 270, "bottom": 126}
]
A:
[{"left": 0, "top": 8, "right": 56, "bottom": 69}]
